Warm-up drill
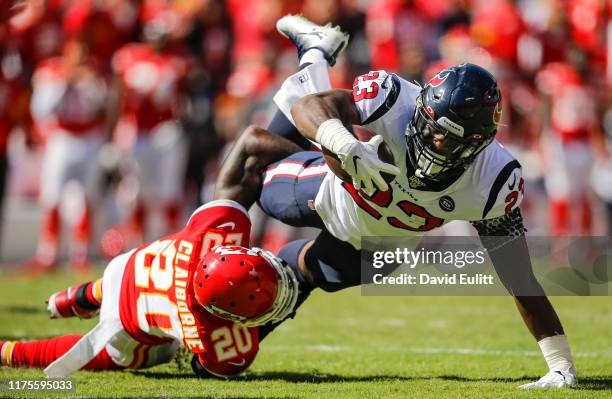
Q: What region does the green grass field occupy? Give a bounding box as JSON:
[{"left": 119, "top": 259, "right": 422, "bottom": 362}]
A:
[{"left": 0, "top": 269, "right": 610, "bottom": 398}]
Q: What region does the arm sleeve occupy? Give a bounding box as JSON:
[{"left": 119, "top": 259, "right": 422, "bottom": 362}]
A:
[
  {"left": 352, "top": 70, "right": 400, "bottom": 124},
  {"left": 471, "top": 207, "right": 527, "bottom": 251}
]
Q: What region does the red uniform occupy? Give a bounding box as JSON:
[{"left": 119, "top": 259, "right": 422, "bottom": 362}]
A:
[
  {"left": 29, "top": 55, "right": 108, "bottom": 268},
  {"left": 117, "top": 200, "right": 259, "bottom": 375},
  {"left": 536, "top": 63, "right": 596, "bottom": 235},
  {"left": 8, "top": 1, "right": 64, "bottom": 68},
  {"left": 536, "top": 63, "right": 596, "bottom": 143},
  {"left": 2, "top": 201, "right": 260, "bottom": 377},
  {"left": 0, "top": 74, "right": 30, "bottom": 155},
  {"left": 112, "top": 43, "right": 188, "bottom": 132},
  {"left": 63, "top": 0, "right": 139, "bottom": 72},
  {"left": 111, "top": 43, "right": 190, "bottom": 240},
  {"left": 31, "top": 57, "right": 107, "bottom": 137}
]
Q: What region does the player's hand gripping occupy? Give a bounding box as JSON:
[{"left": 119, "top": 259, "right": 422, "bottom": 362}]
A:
[
  {"left": 337, "top": 135, "right": 399, "bottom": 192},
  {"left": 315, "top": 119, "right": 400, "bottom": 192}
]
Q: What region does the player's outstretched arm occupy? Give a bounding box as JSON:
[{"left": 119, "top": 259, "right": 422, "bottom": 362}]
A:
[
  {"left": 291, "top": 89, "right": 361, "bottom": 141},
  {"left": 472, "top": 208, "right": 576, "bottom": 388},
  {"left": 291, "top": 90, "right": 400, "bottom": 192},
  {"left": 214, "top": 125, "right": 302, "bottom": 208}
]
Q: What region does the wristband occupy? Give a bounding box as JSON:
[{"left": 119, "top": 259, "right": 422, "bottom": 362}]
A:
[{"left": 315, "top": 118, "right": 358, "bottom": 155}]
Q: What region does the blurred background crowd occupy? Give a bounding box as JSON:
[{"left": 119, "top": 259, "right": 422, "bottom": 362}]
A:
[{"left": 0, "top": 0, "right": 610, "bottom": 271}]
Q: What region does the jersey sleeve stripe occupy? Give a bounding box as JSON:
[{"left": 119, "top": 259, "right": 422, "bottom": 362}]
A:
[
  {"left": 482, "top": 160, "right": 521, "bottom": 219},
  {"left": 188, "top": 200, "right": 250, "bottom": 225},
  {"left": 362, "top": 75, "right": 402, "bottom": 125}
]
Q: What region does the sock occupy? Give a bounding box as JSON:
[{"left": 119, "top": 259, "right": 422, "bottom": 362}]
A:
[
  {"left": 299, "top": 49, "right": 326, "bottom": 69},
  {"left": 549, "top": 199, "right": 568, "bottom": 236},
  {"left": 1, "top": 335, "right": 121, "bottom": 370},
  {"left": 36, "top": 206, "right": 60, "bottom": 265},
  {"left": 130, "top": 201, "right": 146, "bottom": 239},
  {"left": 538, "top": 335, "right": 575, "bottom": 373},
  {"left": 81, "top": 279, "right": 103, "bottom": 308},
  {"left": 73, "top": 205, "right": 91, "bottom": 246},
  {"left": 71, "top": 205, "right": 91, "bottom": 265},
  {"left": 580, "top": 197, "right": 592, "bottom": 235}
]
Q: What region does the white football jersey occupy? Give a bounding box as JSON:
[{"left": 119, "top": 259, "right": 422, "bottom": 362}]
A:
[{"left": 314, "top": 71, "right": 524, "bottom": 249}]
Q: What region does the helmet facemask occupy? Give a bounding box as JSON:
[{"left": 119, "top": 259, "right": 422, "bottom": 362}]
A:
[{"left": 406, "top": 96, "right": 493, "bottom": 182}]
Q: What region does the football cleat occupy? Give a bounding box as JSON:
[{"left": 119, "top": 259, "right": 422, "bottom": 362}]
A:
[
  {"left": 519, "top": 369, "right": 577, "bottom": 389},
  {"left": 46, "top": 285, "right": 100, "bottom": 319},
  {"left": 276, "top": 14, "right": 349, "bottom": 66}
]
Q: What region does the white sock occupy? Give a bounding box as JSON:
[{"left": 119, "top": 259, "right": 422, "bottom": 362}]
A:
[
  {"left": 538, "top": 335, "right": 575, "bottom": 373},
  {"left": 299, "top": 49, "right": 326, "bottom": 68}
]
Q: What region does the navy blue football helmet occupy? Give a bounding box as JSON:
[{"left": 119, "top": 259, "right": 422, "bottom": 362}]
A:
[{"left": 406, "top": 63, "right": 502, "bottom": 181}]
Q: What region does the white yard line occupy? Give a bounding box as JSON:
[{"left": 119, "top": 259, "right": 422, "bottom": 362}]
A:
[{"left": 265, "top": 344, "right": 612, "bottom": 358}]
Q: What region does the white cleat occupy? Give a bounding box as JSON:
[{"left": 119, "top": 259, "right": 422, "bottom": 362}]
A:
[
  {"left": 519, "top": 370, "right": 577, "bottom": 389},
  {"left": 276, "top": 14, "right": 349, "bottom": 66}
]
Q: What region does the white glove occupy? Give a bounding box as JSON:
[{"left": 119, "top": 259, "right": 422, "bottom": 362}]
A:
[
  {"left": 316, "top": 119, "right": 400, "bottom": 192},
  {"left": 519, "top": 370, "right": 577, "bottom": 389},
  {"left": 336, "top": 135, "right": 400, "bottom": 192}
]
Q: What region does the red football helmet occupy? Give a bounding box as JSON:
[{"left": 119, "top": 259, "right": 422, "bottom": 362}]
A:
[{"left": 193, "top": 245, "right": 299, "bottom": 327}]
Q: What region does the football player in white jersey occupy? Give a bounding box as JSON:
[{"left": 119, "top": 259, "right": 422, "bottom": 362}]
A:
[{"left": 214, "top": 15, "right": 576, "bottom": 389}]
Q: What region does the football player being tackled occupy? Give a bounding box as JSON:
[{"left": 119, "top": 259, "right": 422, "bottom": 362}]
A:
[
  {"left": 0, "top": 200, "right": 299, "bottom": 378},
  {"left": 214, "top": 15, "right": 576, "bottom": 389}
]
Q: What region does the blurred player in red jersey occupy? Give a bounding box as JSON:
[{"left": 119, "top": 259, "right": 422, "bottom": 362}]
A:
[
  {"left": 0, "top": 199, "right": 299, "bottom": 378},
  {"left": 536, "top": 61, "right": 598, "bottom": 236},
  {"left": 108, "top": 8, "right": 190, "bottom": 245},
  {"left": 0, "top": 40, "right": 32, "bottom": 256},
  {"left": 29, "top": 38, "right": 108, "bottom": 270},
  {"left": 62, "top": 0, "right": 140, "bottom": 74},
  {"left": 7, "top": 0, "right": 64, "bottom": 74}
]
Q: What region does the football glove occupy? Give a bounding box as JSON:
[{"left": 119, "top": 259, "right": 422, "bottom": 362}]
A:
[{"left": 337, "top": 135, "right": 400, "bottom": 192}]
